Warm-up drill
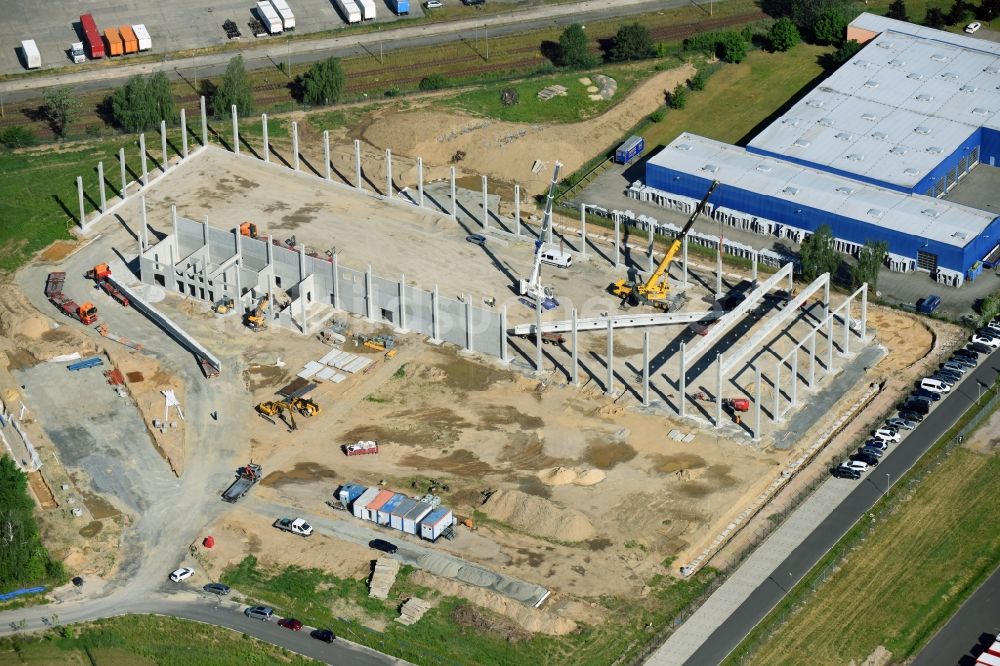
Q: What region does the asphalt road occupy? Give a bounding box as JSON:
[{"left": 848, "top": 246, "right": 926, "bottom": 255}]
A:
[
  {"left": 681, "top": 345, "right": 1000, "bottom": 665},
  {"left": 912, "top": 564, "right": 1000, "bottom": 666}
]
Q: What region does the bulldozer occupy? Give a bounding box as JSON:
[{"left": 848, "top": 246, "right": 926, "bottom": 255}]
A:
[
  {"left": 212, "top": 296, "right": 235, "bottom": 314},
  {"left": 256, "top": 401, "right": 297, "bottom": 430},
  {"left": 291, "top": 397, "right": 320, "bottom": 418},
  {"left": 239, "top": 222, "right": 258, "bottom": 239},
  {"left": 244, "top": 296, "right": 268, "bottom": 331}
]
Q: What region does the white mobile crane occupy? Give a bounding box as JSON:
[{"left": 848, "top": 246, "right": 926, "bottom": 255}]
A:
[{"left": 517, "top": 161, "right": 562, "bottom": 305}]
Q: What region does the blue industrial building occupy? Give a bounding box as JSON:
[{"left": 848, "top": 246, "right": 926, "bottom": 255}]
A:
[{"left": 638, "top": 13, "right": 1000, "bottom": 286}]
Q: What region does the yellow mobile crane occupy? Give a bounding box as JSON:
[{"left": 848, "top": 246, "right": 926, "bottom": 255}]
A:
[{"left": 611, "top": 180, "right": 719, "bottom": 310}]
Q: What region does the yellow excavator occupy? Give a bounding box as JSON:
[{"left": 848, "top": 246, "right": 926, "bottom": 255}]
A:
[
  {"left": 244, "top": 295, "right": 268, "bottom": 332},
  {"left": 611, "top": 180, "right": 719, "bottom": 310},
  {"left": 256, "top": 400, "right": 297, "bottom": 430},
  {"left": 291, "top": 397, "right": 320, "bottom": 418}
]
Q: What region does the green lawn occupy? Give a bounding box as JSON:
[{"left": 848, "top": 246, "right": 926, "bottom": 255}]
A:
[
  {"left": 0, "top": 615, "right": 314, "bottom": 665},
  {"left": 221, "top": 554, "right": 717, "bottom": 666},
  {"left": 731, "top": 445, "right": 1000, "bottom": 665}
]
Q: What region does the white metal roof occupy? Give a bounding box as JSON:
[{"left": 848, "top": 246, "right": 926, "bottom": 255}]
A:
[
  {"left": 749, "top": 15, "right": 1000, "bottom": 189},
  {"left": 653, "top": 133, "right": 996, "bottom": 248}
]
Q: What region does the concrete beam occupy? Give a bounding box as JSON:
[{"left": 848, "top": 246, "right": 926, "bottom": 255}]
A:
[
  {"left": 509, "top": 309, "right": 724, "bottom": 336},
  {"left": 642, "top": 331, "right": 650, "bottom": 406},
  {"left": 514, "top": 185, "right": 521, "bottom": 236},
  {"left": 291, "top": 121, "right": 299, "bottom": 171},
  {"left": 482, "top": 176, "right": 488, "bottom": 229},
  {"left": 570, "top": 308, "right": 579, "bottom": 386},
  {"left": 180, "top": 108, "right": 188, "bottom": 158},
  {"left": 262, "top": 113, "right": 270, "bottom": 163},
  {"left": 231, "top": 106, "right": 239, "bottom": 156}
]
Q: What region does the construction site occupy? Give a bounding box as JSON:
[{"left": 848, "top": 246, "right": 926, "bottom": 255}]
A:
[{"left": 0, "top": 85, "right": 968, "bottom": 656}]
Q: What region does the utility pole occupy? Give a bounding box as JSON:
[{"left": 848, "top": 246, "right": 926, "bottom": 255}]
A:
[
  {"left": 485, "top": 24, "right": 489, "bottom": 60},
  {"left": 379, "top": 27, "right": 383, "bottom": 64}
]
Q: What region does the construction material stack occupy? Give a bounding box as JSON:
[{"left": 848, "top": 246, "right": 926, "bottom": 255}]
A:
[
  {"left": 396, "top": 598, "right": 431, "bottom": 625},
  {"left": 344, "top": 440, "right": 379, "bottom": 456},
  {"left": 20, "top": 40, "right": 40, "bottom": 69},
  {"left": 45, "top": 273, "right": 98, "bottom": 325},
  {"left": 80, "top": 14, "right": 104, "bottom": 59},
  {"left": 368, "top": 557, "right": 400, "bottom": 599}
]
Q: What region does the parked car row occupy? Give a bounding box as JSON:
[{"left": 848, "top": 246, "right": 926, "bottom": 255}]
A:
[
  {"left": 244, "top": 605, "right": 336, "bottom": 642},
  {"left": 830, "top": 321, "right": 996, "bottom": 481}
]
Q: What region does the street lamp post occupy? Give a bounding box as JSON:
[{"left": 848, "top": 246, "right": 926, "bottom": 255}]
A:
[{"left": 885, "top": 473, "right": 889, "bottom": 497}]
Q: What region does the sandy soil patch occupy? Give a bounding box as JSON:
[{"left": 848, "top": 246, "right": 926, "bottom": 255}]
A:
[{"left": 482, "top": 489, "right": 596, "bottom": 542}]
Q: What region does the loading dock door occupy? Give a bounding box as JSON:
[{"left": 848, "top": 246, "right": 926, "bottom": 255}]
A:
[{"left": 917, "top": 250, "right": 938, "bottom": 272}]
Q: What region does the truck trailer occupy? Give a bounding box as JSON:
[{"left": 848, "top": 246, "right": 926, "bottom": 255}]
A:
[
  {"left": 80, "top": 14, "right": 104, "bottom": 58},
  {"left": 256, "top": 1, "right": 284, "bottom": 34},
  {"left": 45, "top": 273, "right": 98, "bottom": 325},
  {"left": 269, "top": 0, "right": 296, "bottom": 29},
  {"left": 132, "top": 23, "right": 152, "bottom": 51},
  {"left": 222, "top": 463, "right": 262, "bottom": 502},
  {"left": 333, "top": 0, "right": 362, "bottom": 24},
  {"left": 387, "top": 0, "right": 409, "bottom": 15},
  {"left": 20, "top": 40, "right": 40, "bottom": 69},
  {"left": 357, "top": 0, "right": 377, "bottom": 20},
  {"left": 104, "top": 27, "right": 124, "bottom": 57},
  {"left": 119, "top": 25, "right": 138, "bottom": 54}
]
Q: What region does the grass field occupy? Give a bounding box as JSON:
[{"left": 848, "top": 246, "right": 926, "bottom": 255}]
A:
[
  {"left": 0, "top": 614, "right": 313, "bottom": 665},
  {"left": 221, "top": 554, "right": 717, "bottom": 666},
  {"left": 730, "top": 445, "right": 1000, "bottom": 665}
]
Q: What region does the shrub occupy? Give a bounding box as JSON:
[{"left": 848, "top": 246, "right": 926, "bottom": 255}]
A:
[
  {"left": 667, "top": 83, "right": 687, "bottom": 109},
  {"left": 769, "top": 17, "right": 801, "bottom": 51},
  {"left": 301, "top": 57, "right": 346, "bottom": 106},
  {"left": 557, "top": 24, "right": 600, "bottom": 69},
  {"left": 719, "top": 31, "right": 748, "bottom": 63},
  {"left": 500, "top": 87, "right": 519, "bottom": 106},
  {"left": 649, "top": 109, "right": 665, "bottom": 123},
  {"left": 0, "top": 126, "right": 37, "bottom": 149},
  {"left": 419, "top": 74, "right": 448, "bottom": 91},
  {"left": 689, "top": 69, "right": 709, "bottom": 91},
  {"left": 610, "top": 23, "right": 657, "bottom": 61}
]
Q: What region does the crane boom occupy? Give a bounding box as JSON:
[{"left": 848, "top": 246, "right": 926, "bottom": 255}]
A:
[{"left": 519, "top": 161, "right": 562, "bottom": 299}]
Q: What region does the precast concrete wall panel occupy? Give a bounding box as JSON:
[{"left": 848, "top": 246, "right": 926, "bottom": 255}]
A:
[
  {"left": 338, "top": 266, "right": 367, "bottom": 315},
  {"left": 404, "top": 285, "right": 433, "bottom": 337},
  {"left": 273, "top": 246, "right": 300, "bottom": 287},
  {"left": 438, "top": 297, "right": 466, "bottom": 347},
  {"left": 471, "top": 307, "right": 501, "bottom": 357},
  {"left": 372, "top": 276, "right": 400, "bottom": 325},
  {"left": 306, "top": 257, "right": 333, "bottom": 299},
  {"left": 242, "top": 237, "right": 268, "bottom": 272}
]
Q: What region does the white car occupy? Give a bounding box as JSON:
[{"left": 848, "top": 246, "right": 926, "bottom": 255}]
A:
[
  {"left": 426, "top": 0, "right": 442, "bottom": 6},
  {"left": 966, "top": 22, "right": 982, "bottom": 33},
  {"left": 169, "top": 567, "right": 195, "bottom": 582},
  {"left": 874, "top": 427, "right": 900, "bottom": 443},
  {"left": 972, "top": 334, "right": 1000, "bottom": 348},
  {"left": 843, "top": 459, "right": 869, "bottom": 472}
]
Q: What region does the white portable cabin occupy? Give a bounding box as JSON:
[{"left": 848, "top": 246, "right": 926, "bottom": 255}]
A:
[
  {"left": 419, "top": 508, "right": 454, "bottom": 541},
  {"left": 256, "top": 1, "right": 284, "bottom": 33},
  {"left": 352, "top": 487, "right": 380, "bottom": 519},
  {"left": 131, "top": 24, "right": 152, "bottom": 51},
  {"left": 334, "top": 0, "right": 362, "bottom": 24},
  {"left": 21, "top": 40, "right": 40, "bottom": 69},
  {"left": 402, "top": 501, "right": 433, "bottom": 535},
  {"left": 357, "top": 0, "right": 377, "bottom": 21},
  {"left": 269, "top": 0, "right": 296, "bottom": 30}
]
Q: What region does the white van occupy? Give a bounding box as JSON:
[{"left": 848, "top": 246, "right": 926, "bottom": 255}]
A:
[
  {"left": 540, "top": 248, "right": 572, "bottom": 268},
  {"left": 919, "top": 377, "right": 950, "bottom": 393}
]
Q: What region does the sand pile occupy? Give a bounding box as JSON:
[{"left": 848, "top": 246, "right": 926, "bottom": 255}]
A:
[
  {"left": 483, "top": 489, "right": 595, "bottom": 541},
  {"left": 575, "top": 469, "right": 606, "bottom": 486},
  {"left": 537, "top": 467, "right": 607, "bottom": 486}
]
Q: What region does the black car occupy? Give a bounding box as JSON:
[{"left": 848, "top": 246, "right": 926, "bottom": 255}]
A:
[
  {"left": 911, "top": 388, "right": 942, "bottom": 401},
  {"left": 932, "top": 371, "right": 960, "bottom": 385},
  {"left": 898, "top": 410, "right": 924, "bottom": 423},
  {"left": 368, "top": 538, "right": 398, "bottom": 554},
  {"left": 203, "top": 582, "right": 231, "bottom": 596},
  {"left": 850, "top": 451, "right": 880, "bottom": 467},
  {"left": 311, "top": 629, "right": 336, "bottom": 643},
  {"left": 831, "top": 465, "right": 861, "bottom": 480},
  {"left": 970, "top": 342, "right": 994, "bottom": 354},
  {"left": 465, "top": 234, "right": 487, "bottom": 246},
  {"left": 947, "top": 356, "right": 976, "bottom": 370},
  {"left": 901, "top": 399, "right": 930, "bottom": 415},
  {"left": 954, "top": 348, "right": 980, "bottom": 360},
  {"left": 860, "top": 445, "right": 885, "bottom": 459}
]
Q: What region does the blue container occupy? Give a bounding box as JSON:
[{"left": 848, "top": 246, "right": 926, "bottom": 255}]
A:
[
  {"left": 337, "top": 483, "right": 367, "bottom": 506},
  {"left": 388, "top": 0, "right": 409, "bottom": 14},
  {"left": 615, "top": 135, "right": 644, "bottom": 164},
  {"left": 916, "top": 295, "right": 941, "bottom": 314}
]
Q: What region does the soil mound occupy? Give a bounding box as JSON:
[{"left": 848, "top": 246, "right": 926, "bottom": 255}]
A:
[
  {"left": 574, "top": 469, "right": 606, "bottom": 486},
  {"left": 537, "top": 466, "right": 577, "bottom": 485},
  {"left": 483, "top": 489, "right": 595, "bottom": 541}
]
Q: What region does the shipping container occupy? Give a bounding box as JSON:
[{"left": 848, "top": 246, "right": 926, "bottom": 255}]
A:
[
  {"left": 256, "top": 1, "right": 284, "bottom": 33},
  {"left": 333, "top": 0, "right": 363, "bottom": 24},
  {"left": 376, "top": 493, "right": 405, "bottom": 525},
  {"left": 387, "top": 0, "right": 409, "bottom": 15},
  {"left": 20, "top": 40, "right": 40, "bottom": 69},
  {"left": 977, "top": 652, "right": 1000, "bottom": 666},
  {"left": 389, "top": 498, "right": 417, "bottom": 531},
  {"left": 402, "top": 501, "right": 433, "bottom": 535},
  {"left": 616, "top": 135, "right": 644, "bottom": 164},
  {"left": 357, "top": 0, "right": 377, "bottom": 20},
  {"left": 352, "top": 487, "right": 380, "bottom": 519},
  {"left": 104, "top": 27, "right": 124, "bottom": 56},
  {"left": 80, "top": 14, "right": 104, "bottom": 58},
  {"left": 419, "top": 507, "right": 453, "bottom": 541},
  {"left": 990, "top": 641, "right": 1000, "bottom": 658},
  {"left": 119, "top": 25, "right": 138, "bottom": 54},
  {"left": 337, "top": 483, "right": 367, "bottom": 507},
  {"left": 269, "top": 0, "right": 296, "bottom": 29},
  {"left": 363, "top": 489, "right": 395, "bottom": 521},
  {"left": 132, "top": 23, "right": 152, "bottom": 51}
]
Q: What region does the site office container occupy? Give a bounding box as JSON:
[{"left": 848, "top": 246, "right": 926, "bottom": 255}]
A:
[
  {"left": 119, "top": 25, "right": 138, "bottom": 54},
  {"left": 104, "top": 27, "right": 124, "bottom": 56},
  {"left": 419, "top": 507, "right": 453, "bottom": 541},
  {"left": 337, "top": 483, "right": 367, "bottom": 507},
  {"left": 352, "top": 487, "right": 380, "bottom": 519},
  {"left": 376, "top": 493, "right": 405, "bottom": 525},
  {"left": 80, "top": 14, "right": 104, "bottom": 58},
  {"left": 402, "top": 501, "right": 433, "bottom": 535},
  {"left": 616, "top": 135, "right": 644, "bottom": 164},
  {"left": 132, "top": 24, "right": 152, "bottom": 51},
  {"left": 388, "top": 498, "right": 417, "bottom": 531},
  {"left": 363, "top": 489, "right": 395, "bottom": 521}
]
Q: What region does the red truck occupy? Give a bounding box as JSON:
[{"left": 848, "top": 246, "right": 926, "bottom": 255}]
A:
[
  {"left": 46, "top": 272, "right": 98, "bottom": 325},
  {"left": 343, "top": 440, "right": 379, "bottom": 456},
  {"left": 80, "top": 14, "right": 105, "bottom": 59}
]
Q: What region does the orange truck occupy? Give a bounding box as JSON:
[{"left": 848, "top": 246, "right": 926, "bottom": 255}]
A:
[
  {"left": 104, "top": 27, "right": 124, "bottom": 56},
  {"left": 119, "top": 25, "right": 138, "bottom": 54}
]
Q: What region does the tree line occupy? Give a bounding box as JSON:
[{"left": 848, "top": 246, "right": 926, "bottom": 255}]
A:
[{"left": 0, "top": 455, "right": 63, "bottom": 589}]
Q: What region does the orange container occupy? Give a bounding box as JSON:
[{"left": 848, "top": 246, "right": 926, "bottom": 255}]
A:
[
  {"left": 104, "top": 27, "right": 123, "bottom": 56},
  {"left": 119, "top": 25, "right": 138, "bottom": 54}
]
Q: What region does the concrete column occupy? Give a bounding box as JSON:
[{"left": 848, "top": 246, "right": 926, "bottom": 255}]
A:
[
  {"left": 231, "top": 106, "right": 239, "bottom": 156},
  {"left": 385, "top": 148, "right": 392, "bottom": 197},
  {"left": 235, "top": 264, "right": 242, "bottom": 303},
  {"left": 751, "top": 250, "right": 758, "bottom": 282},
  {"left": 332, "top": 253, "right": 340, "bottom": 310},
  {"left": 499, "top": 304, "right": 508, "bottom": 362},
  {"left": 791, "top": 348, "right": 798, "bottom": 406},
  {"left": 826, "top": 315, "right": 834, "bottom": 370},
  {"left": 417, "top": 157, "right": 424, "bottom": 207},
  {"left": 76, "top": 176, "right": 86, "bottom": 227},
  {"left": 160, "top": 120, "right": 168, "bottom": 170},
  {"left": 300, "top": 286, "right": 308, "bottom": 332},
  {"left": 715, "top": 353, "right": 723, "bottom": 428},
  {"left": 808, "top": 332, "right": 816, "bottom": 389},
  {"left": 715, "top": 242, "right": 723, "bottom": 297},
  {"left": 570, "top": 308, "right": 579, "bottom": 386},
  {"left": 262, "top": 114, "right": 270, "bottom": 163},
  {"left": 823, "top": 279, "right": 831, "bottom": 321},
  {"left": 323, "top": 130, "right": 330, "bottom": 178},
  {"left": 679, "top": 341, "right": 686, "bottom": 418},
  {"left": 354, "top": 139, "right": 362, "bottom": 189},
  {"left": 465, "top": 295, "right": 473, "bottom": 352},
  {"left": 298, "top": 246, "right": 306, "bottom": 281},
  {"left": 481, "top": 176, "right": 488, "bottom": 229},
  {"left": 139, "top": 133, "right": 148, "bottom": 186},
  {"left": 606, "top": 317, "right": 614, "bottom": 395},
  {"left": 647, "top": 223, "right": 655, "bottom": 273},
  {"left": 291, "top": 122, "right": 299, "bottom": 171},
  {"left": 580, "top": 203, "right": 587, "bottom": 258},
  {"left": 365, "top": 264, "right": 374, "bottom": 321},
  {"left": 180, "top": 108, "right": 188, "bottom": 158},
  {"left": 265, "top": 234, "right": 273, "bottom": 267},
  {"left": 140, "top": 195, "right": 149, "bottom": 250},
  {"left": 515, "top": 185, "right": 521, "bottom": 237},
  {"left": 753, "top": 365, "right": 762, "bottom": 443},
  {"left": 235, "top": 222, "right": 243, "bottom": 258},
  {"left": 200, "top": 96, "right": 208, "bottom": 147},
  {"left": 860, "top": 285, "right": 868, "bottom": 340},
  {"left": 642, "top": 331, "right": 650, "bottom": 407},
  {"left": 613, "top": 215, "right": 621, "bottom": 268},
  {"left": 773, "top": 361, "right": 781, "bottom": 421},
  {"left": 843, "top": 301, "right": 851, "bottom": 356},
  {"left": 450, "top": 167, "right": 457, "bottom": 218},
  {"left": 267, "top": 274, "right": 274, "bottom": 315},
  {"left": 398, "top": 274, "right": 407, "bottom": 331},
  {"left": 431, "top": 284, "right": 441, "bottom": 342},
  {"left": 171, "top": 205, "right": 179, "bottom": 252},
  {"left": 119, "top": 148, "right": 127, "bottom": 197},
  {"left": 682, "top": 235, "right": 689, "bottom": 287},
  {"left": 97, "top": 162, "right": 106, "bottom": 212},
  {"left": 535, "top": 292, "right": 543, "bottom": 372}
]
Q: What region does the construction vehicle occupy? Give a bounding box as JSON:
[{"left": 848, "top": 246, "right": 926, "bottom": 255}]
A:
[
  {"left": 517, "top": 331, "right": 565, "bottom": 346},
  {"left": 517, "top": 162, "right": 562, "bottom": 307},
  {"left": 355, "top": 333, "right": 394, "bottom": 352},
  {"left": 344, "top": 440, "right": 379, "bottom": 456},
  {"left": 611, "top": 180, "right": 719, "bottom": 310},
  {"left": 212, "top": 296, "right": 235, "bottom": 314},
  {"left": 222, "top": 463, "right": 262, "bottom": 503},
  {"left": 45, "top": 272, "right": 98, "bottom": 325},
  {"left": 273, "top": 517, "right": 313, "bottom": 537},
  {"left": 239, "top": 222, "right": 258, "bottom": 239},
  {"left": 291, "top": 396, "right": 320, "bottom": 417},
  {"left": 86, "top": 264, "right": 130, "bottom": 307},
  {"left": 256, "top": 400, "right": 297, "bottom": 430},
  {"left": 244, "top": 296, "right": 268, "bottom": 331},
  {"left": 722, "top": 397, "right": 750, "bottom": 412}
]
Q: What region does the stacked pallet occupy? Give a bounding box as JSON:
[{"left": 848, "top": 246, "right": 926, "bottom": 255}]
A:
[
  {"left": 368, "top": 557, "right": 400, "bottom": 599},
  {"left": 395, "top": 597, "right": 431, "bottom": 625}
]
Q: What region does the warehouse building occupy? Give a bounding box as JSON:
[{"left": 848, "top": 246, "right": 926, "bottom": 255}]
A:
[{"left": 635, "top": 13, "right": 1000, "bottom": 286}]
